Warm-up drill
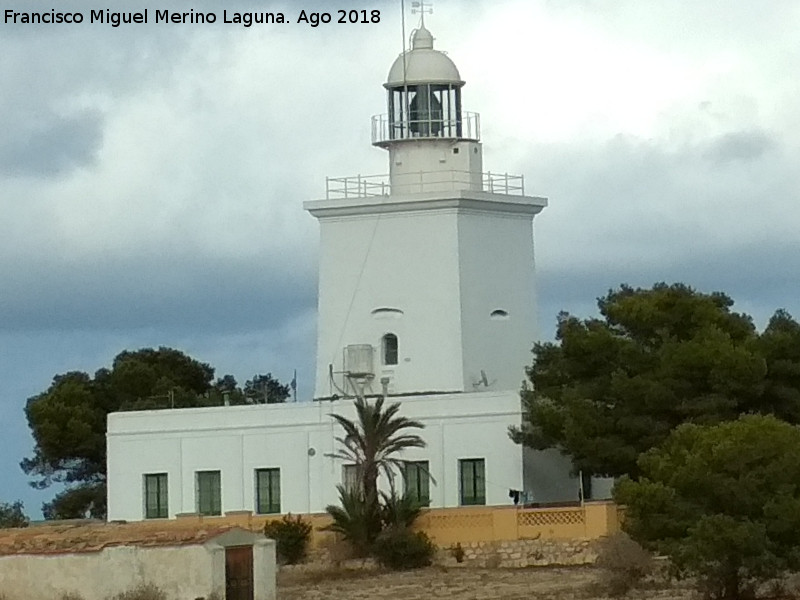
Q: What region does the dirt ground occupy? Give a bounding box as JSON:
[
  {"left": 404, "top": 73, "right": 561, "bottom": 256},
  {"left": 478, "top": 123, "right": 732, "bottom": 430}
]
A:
[{"left": 277, "top": 565, "right": 694, "bottom": 600}]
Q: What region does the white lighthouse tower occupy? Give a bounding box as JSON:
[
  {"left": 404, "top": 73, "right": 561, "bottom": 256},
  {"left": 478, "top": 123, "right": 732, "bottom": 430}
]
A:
[{"left": 305, "top": 19, "right": 547, "bottom": 401}]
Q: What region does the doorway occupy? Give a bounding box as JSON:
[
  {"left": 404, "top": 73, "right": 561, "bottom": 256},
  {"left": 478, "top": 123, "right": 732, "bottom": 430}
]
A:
[{"left": 224, "top": 545, "right": 254, "bottom": 600}]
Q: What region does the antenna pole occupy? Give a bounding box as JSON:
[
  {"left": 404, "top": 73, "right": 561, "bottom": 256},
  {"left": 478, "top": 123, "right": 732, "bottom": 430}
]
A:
[{"left": 401, "top": 0, "right": 408, "bottom": 138}]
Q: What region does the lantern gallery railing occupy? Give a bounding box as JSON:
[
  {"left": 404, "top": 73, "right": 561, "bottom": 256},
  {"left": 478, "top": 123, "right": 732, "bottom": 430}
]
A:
[
  {"left": 325, "top": 170, "right": 525, "bottom": 199},
  {"left": 371, "top": 111, "right": 481, "bottom": 146}
]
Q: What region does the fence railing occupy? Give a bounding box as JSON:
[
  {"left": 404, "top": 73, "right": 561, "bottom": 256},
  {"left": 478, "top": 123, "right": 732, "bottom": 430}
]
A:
[
  {"left": 371, "top": 111, "right": 481, "bottom": 145},
  {"left": 325, "top": 171, "right": 525, "bottom": 199}
]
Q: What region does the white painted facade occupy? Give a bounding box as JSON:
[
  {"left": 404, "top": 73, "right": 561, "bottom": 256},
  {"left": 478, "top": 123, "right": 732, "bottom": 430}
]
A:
[
  {"left": 107, "top": 392, "right": 572, "bottom": 520},
  {"left": 105, "top": 19, "right": 604, "bottom": 522}
]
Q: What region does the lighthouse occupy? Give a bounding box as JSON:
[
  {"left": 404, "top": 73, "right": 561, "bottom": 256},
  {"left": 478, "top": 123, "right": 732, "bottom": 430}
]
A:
[
  {"left": 305, "top": 20, "right": 547, "bottom": 400},
  {"left": 104, "top": 15, "right": 598, "bottom": 522}
]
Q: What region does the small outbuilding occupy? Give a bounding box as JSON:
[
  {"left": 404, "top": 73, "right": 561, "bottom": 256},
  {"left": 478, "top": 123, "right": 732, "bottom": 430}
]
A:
[{"left": 0, "top": 521, "right": 276, "bottom": 600}]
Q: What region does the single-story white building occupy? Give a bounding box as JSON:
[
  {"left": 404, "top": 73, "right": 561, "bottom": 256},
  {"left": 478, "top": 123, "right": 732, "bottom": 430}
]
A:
[{"left": 107, "top": 391, "right": 597, "bottom": 522}]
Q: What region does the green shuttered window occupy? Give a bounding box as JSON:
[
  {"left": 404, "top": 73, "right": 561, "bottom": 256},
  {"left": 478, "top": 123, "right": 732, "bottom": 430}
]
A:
[
  {"left": 256, "top": 468, "right": 281, "bottom": 514},
  {"left": 459, "top": 458, "right": 485, "bottom": 506}
]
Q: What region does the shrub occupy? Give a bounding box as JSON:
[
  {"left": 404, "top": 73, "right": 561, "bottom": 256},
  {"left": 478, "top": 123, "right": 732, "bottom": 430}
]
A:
[
  {"left": 595, "top": 533, "right": 653, "bottom": 597},
  {"left": 449, "top": 542, "right": 465, "bottom": 563},
  {"left": 59, "top": 594, "right": 85, "bottom": 600},
  {"left": 0, "top": 500, "right": 28, "bottom": 528},
  {"left": 264, "top": 513, "right": 313, "bottom": 565},
  {"left": 107, "top": 583, "right": 166, "bottom": 600},
  {"left": 380, "top": 490, "right": 423, "bottom": 529},
  {"left": 616, "top": 416, "right": 800, "bottom": 600},
  {"left": 372, "top": 527, "right": 435, "bottom": 570},
  {"left": 324, "top": 485, "right": 382, "bottom": 557}
]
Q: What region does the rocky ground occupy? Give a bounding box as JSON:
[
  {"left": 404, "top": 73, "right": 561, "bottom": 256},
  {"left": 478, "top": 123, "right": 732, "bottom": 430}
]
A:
[{"left": 277, "top": 565, "right": 695, "bottom": 600}]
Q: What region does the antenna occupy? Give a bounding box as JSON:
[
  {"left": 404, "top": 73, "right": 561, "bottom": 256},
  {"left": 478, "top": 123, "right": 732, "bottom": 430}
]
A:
[
  {"left": 472, "top": 369, "right": 497, "bottom": 390},
  {"left": 400, "top": 0, "right": 408, "bottom": 134}
]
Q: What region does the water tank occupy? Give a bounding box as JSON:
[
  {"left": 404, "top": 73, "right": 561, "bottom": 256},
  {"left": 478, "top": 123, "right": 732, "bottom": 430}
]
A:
[{"left": 344, "top": 344, "right": 374, "bottom": 378}]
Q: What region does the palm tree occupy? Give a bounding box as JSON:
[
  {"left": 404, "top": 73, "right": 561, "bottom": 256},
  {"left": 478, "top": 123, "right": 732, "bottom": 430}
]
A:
[
  {"left": 329, "top": 396, "right": 426, "bottom": 503},
  {"left": 325, "top": 396, "right": 426, "bottom": 551}
]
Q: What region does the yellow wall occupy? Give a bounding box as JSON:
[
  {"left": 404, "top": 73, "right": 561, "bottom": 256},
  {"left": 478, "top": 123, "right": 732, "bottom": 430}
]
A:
[{"left": 166, "top": 501, "right": 621, "bottom": 548}]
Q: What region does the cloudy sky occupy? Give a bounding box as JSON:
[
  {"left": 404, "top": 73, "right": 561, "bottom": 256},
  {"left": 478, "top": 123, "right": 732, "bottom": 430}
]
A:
[{"left": 1, "top": 0, "right": 799, "bottom": 516}]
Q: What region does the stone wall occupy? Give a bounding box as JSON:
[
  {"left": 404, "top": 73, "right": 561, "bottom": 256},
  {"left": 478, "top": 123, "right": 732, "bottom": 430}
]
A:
[
  {"left": 280, "top": 537, "right": 598, "bottom": 574},
  {"left": 438, "top": 538, "right": 598, "bottom": 568}
]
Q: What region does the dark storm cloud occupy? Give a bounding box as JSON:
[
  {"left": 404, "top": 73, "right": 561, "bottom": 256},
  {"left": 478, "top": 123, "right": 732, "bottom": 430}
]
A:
[
  {"left": 0, "top": 110, "right": 103, "bottom": 177},
  {"left": 537, "top": 240, "right": 800, "bottom": 337},
  {"left": 0, "top": 254, "right": 316, "bottom": 333}
]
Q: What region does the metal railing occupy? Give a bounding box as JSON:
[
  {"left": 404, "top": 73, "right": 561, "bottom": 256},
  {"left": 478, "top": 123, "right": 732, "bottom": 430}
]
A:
[
  {"left": 483, "top": 172, "right": 525, "bottom": 195},
  {"left": 325, "top": 170, "right": 525, "bottom": 199},
  {"left": 371, "top": 111, "right": 481, "bottom": 146},
  {"left": 326, "top": 174, "right": 390, "bottom": 199}
]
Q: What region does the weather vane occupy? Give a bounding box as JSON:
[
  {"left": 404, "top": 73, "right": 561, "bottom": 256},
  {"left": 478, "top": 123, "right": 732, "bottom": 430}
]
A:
[{"left": 411, "top": 0, "right": 433, "bottom": 25}]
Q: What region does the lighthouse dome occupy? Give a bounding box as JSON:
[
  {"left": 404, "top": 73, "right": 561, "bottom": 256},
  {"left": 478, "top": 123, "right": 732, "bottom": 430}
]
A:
[{"left": 385, "top": 25, "right": 464, "bottom": 87}]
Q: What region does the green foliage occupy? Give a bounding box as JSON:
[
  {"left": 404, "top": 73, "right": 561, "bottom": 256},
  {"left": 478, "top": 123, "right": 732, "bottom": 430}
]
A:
[
  {"left": 328, "top": 397, "right": 425, "bottom": 506},
  {"left": 324, "top": 485, "right": 382, "bottom": 557},
  {"left": 615, "top": 415, "right": 800, "bottom": 600},
  {"left": 755, "top": 309, "right": 800, "bottom": 422},
  {"left": 244, "top": 373, "right": 290, "bottom": 404},
  {"left": 511, "top": 283, "right": 800, "bottom": 479},
  {"left": 380, "top": 490, "right": 423, "bottom": 529},
  {"left": 372, "top": 527, "right": 435, "bottom": 570},
  {"left": 595, "top": 533, "right": 653, "bottom": 596},
  {"left": 0, "top": 500, "right": 28, "bottom": 528},
  {"left": 264, "top": 513, "right": 313, "bottom": 564},
  {"left": 325, "top": 397, "right": 428, "bottom": 558},
  {"left": 43, "top": 483, "right": 106, "bottom": 520},
  {"left": 22, "top": 347, "right": 215, "bottom": 518}
]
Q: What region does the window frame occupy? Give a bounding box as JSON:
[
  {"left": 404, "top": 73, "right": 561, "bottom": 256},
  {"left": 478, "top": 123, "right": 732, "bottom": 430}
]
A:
[
  {"left": 402, "top": 460, "right": 430, "bottom": 506},
  {"left": 255, "top": 468, "right": 281, "bottom": 514},
  {"left": 459, "top": 458, "right": 486, "bottom": 506},
  {"left": 143, "top": 472, "right": 168, "bottom": 519},
  {"left": 196, "top": 470, "right": 222, "bottom": 516},
  {"left": 382, "top": 333, "right": 398, "bottom": 365},
  {"left": 342, "top": 464, "right": 360, "bottom": 494}
]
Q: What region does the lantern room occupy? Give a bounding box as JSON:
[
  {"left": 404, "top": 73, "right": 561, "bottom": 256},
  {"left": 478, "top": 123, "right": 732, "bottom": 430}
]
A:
[{"left": 373, "top": 24, "right": 479, "bottom": 146}]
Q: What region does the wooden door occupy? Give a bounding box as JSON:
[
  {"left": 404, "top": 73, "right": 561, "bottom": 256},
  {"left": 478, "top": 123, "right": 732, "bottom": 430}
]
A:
[{"left": 225, "top": 545, "right": 254, "bottom": 600}]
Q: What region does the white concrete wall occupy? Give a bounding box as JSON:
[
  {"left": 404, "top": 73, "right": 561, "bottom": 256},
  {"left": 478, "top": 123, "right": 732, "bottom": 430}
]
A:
[
  {"left": 308, "top": 192, "right": 546, "bottom": 400},
  {"left": 457, "top": 209, "right": 538, "bottom": 392},
  {"left": 0, "top": 545, "right": 215, "bottom": 600},
  {"left": 107, "top": 392, "right": 575, "bottom": 521},
  {"left": 313, "top": 208, "right": 465, "bottom": 398},
  {"left": 389, "top": 139, "right": 483, "bottom": 193}
]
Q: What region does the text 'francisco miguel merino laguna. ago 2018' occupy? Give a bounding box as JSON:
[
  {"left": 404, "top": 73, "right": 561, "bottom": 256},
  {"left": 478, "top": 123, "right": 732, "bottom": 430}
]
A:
[{"left": 3, "top": 9, "right": 383, "bottom": 28}]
